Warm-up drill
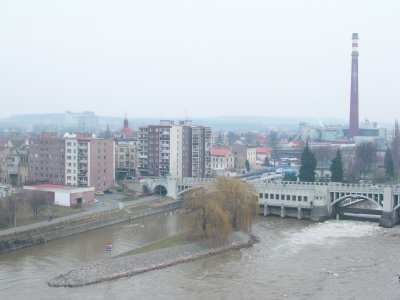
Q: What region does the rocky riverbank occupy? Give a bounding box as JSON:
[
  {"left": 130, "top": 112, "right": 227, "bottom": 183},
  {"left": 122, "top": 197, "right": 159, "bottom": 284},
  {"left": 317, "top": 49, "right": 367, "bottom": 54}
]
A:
[{"left": 48, "top": 232, "right": 258, "bottom": 288}]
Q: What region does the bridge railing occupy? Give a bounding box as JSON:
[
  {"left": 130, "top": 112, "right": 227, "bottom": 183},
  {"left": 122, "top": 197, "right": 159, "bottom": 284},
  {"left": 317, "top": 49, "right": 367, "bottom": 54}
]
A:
[{"left": 258, "top": 180, "right": 396, "bottom": 189}]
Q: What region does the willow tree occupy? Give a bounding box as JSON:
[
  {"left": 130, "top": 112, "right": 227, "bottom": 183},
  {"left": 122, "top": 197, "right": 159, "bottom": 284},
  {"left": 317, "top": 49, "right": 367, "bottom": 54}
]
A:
[
  {"left": 182, "top": 177, "right": 258, "bottom": 243},
  {"left": 214, "top": 177, "right": 258, "bottom": 233}
]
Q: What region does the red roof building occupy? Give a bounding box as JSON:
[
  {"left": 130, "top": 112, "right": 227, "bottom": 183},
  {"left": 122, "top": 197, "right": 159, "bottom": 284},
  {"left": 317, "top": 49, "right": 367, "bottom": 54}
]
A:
[
  {"left": 210, "top": 146, "right": 234, "bottom": 174},
  {"left": 256, "top": 147, "right": 272, "bottom": 155},
  {"left": 210, "top": 146, "right": 232, "bottom": 157}
]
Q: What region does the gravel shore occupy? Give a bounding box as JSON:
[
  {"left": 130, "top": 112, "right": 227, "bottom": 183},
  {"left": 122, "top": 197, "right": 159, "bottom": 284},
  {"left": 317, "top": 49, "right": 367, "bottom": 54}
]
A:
[{"left": 48, "top": 232, "right": 257, "bottom": 288}]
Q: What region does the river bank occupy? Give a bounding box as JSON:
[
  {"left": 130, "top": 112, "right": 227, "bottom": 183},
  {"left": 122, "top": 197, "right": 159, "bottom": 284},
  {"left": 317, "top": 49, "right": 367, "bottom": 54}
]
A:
[
  {"left": 0, "top": 198, "right": 181, "bottom": 254},
  {"left": 48, "top": 231, "right": 258, "bottom": 288}
]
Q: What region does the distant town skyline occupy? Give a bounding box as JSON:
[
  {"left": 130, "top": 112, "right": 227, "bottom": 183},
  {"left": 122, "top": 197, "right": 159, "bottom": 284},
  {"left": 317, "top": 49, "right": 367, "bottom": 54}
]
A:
[{"left": 1, "top": 0, "right": 400, "bottom": 122}]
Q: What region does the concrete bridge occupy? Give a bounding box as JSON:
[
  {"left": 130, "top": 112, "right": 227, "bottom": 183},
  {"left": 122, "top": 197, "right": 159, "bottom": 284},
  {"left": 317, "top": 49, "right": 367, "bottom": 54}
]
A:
[
  {"left": 141, "top": 177, "right": 400, "bottom": 228},
  {"left": 141, "top": 177, "right": 215, "bottom": 199},
  {"left": 257, "top": 181, "right": 400, "bottom": 227}
]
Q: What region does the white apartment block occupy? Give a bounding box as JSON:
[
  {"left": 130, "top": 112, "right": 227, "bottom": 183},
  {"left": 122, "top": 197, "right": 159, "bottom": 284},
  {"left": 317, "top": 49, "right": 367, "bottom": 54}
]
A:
[
  {"left": 247, "top": 147, "right": 257, "bottom": 168},
  {"left": 65, "top": 135, "right": 81, "bottom": 187},
  {"left": 169, "top": 125, "right": 183, "bottom": 179}
]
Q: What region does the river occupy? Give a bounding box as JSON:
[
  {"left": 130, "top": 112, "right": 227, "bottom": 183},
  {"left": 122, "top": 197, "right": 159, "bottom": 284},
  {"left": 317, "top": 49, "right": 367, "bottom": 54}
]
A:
[{"left": 1, "top": 213, "right": 400, "bottom": 300}]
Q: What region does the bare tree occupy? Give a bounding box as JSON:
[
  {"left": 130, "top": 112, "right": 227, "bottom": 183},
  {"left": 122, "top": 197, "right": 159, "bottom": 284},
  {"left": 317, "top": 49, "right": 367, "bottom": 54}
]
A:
[
  {"left": 23, "top": 190, "right": 49, "bottom": 217},
  {"left": 355, "top": 142, "right": 377, "bottom": 179},
  {"left": 0, "top": 194, "right": 21, "bottom": 227},
  {"left": 312, "top": 146, "right": 336, "bottom": 173},
  {"left": 345, "top": 142, "right": 377, "bottom": 182}
]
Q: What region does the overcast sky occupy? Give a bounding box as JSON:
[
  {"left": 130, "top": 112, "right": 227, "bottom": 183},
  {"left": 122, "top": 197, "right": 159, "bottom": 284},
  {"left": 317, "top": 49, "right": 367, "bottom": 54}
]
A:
[{"left": 1, "top": 0, "right": 399, "bottom": 122}]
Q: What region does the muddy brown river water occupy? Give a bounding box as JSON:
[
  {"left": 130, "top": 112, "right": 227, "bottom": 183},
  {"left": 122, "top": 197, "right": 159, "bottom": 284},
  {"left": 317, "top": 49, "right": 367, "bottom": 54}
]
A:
[{"left": 1, "top": 213, "right": 400, "bottom": 300}]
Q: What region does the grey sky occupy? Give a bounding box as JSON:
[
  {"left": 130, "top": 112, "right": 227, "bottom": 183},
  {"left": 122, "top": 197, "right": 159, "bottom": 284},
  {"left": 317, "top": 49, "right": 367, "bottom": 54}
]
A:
[{"left": 1, "top": 0, "right": 399, "bottom": 122}]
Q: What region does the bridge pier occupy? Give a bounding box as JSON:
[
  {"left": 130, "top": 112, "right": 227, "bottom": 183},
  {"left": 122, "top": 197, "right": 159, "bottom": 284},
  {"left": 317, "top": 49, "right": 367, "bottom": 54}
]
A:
[
  {"left": 379, "top": 211, "right": 400, "bottom": 228},
  {"left": 297, "top": 207, "right": 302, "bottom": 220},
  {"left": 310, "top": 206, "right": 330, "bottom": 222},
  {"left": 280, "top": 206, "right": 286, "bottom": 218}
]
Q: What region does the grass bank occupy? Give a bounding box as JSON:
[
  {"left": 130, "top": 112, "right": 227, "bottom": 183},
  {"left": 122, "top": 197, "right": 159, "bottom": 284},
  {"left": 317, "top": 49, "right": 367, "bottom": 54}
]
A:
[{"left": 118, "top": 234, "right": 189, "bottom": 257}]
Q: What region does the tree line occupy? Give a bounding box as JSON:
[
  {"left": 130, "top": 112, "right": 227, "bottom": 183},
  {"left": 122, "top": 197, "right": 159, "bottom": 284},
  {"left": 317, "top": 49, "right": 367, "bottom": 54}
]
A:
[
  {"left": 0, "top": 191, "right": 55, "bottom": 228},
  {"left": 289, "top": 129, "right": 400, "bottom": 184}
]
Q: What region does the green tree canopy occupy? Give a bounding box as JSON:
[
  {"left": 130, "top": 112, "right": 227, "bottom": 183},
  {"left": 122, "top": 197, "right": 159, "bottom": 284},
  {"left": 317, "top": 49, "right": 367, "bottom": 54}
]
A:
[
  {"left": 330, "top": 149, "right": 343, "bottom": 182},
  {"left": 384, "top": 147, "right": 395, "bottom": 180},
  {"left": 245, "top": 160, "right": 250, "bottom": 172},
  {"left": 283, "top": 172, "right": 297, "bottom": 181},
  {"left": 299, "top": 142, "right": 317, "bottom": 182}
]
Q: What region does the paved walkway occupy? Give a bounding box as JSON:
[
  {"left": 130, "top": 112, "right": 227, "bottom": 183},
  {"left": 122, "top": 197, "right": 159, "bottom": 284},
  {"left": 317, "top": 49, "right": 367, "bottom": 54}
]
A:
[{"left": 0, "top": 195, "right": 166, "bottom": 238}]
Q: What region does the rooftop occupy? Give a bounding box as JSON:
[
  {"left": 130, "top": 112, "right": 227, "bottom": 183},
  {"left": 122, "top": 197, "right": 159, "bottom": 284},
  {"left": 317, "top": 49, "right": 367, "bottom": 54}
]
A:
[
  {"left": 210, "top": 146, "right": 231, "bottom": 157},
  {"left": 24, "top": 184, "right": 95, "bottom": 193}
]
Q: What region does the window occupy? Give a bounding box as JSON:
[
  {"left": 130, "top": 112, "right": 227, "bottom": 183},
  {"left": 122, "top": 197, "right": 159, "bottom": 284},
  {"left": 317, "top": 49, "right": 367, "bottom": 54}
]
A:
[
  {"left": 264, "top": 193, "right": 269, "bottom": 199},
  {"left": 259, "top": 193, "right": 263, "bottom": 199},
  {"left": 304, "top": 196, "right": 308, "bottom": 202},
  {"left": 292, "top": 195, "right": 296, "bottom": 201}
]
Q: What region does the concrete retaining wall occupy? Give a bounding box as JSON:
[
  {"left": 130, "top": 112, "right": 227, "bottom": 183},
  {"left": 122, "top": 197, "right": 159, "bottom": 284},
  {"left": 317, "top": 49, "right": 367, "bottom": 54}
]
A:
[{"left": 0, "top": 202, "right": 182, "bottom": 254}]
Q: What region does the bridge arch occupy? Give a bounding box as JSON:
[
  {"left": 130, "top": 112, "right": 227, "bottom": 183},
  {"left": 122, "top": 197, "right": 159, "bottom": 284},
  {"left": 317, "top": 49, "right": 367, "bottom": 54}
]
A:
[
  {"left": 154, "top": 185, "right": 168, "bottom": 196},
  {"left": 331, "top": 194, "right": 382, "bottom": 209}
]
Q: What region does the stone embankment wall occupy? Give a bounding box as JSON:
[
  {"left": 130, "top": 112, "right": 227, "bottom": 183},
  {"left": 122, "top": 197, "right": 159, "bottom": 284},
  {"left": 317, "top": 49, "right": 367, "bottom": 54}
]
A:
[{"left": 0, "top": 201, "right": 181, "bottom": 254}]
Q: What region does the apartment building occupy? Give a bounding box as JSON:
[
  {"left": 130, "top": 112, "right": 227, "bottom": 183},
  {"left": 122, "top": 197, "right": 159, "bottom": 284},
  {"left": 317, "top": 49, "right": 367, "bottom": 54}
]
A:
[
  {"left": 138, "top": 122, "right": 171, "bottom": 176},
  {"left": 64, "top": 133, "right": 115, "bottom": 192},
  {"left": 139, "top": 121, "right": 211, "bottom": 178},
  {"left": 115, "top": 140, "right": 138, "bottom": 179},
  {"left": 191, "top": 126, "right": 212, "bottom": 178},
  {"left": 170, "top": 122, "right": 192, "bottom": 178},
  {"left": 89, "top": 138, "right": 115, "bottom": 191},
  {"left": 28, "top": 133, "right": 65, "bottom": 185}
]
